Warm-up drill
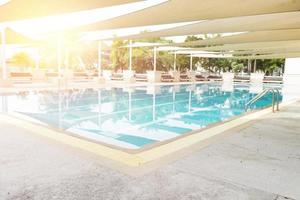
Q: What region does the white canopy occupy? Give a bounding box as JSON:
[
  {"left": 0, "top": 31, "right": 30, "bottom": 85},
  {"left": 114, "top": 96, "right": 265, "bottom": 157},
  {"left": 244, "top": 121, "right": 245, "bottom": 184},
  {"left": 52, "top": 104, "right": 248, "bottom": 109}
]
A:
[
  {"left": 83, "top": 0, "right": 300, "bottom": 30},
  {"left": 0, "top": 0, "right": 141, "bottom": 22},
  {"left": 1, "top": 28, "right": 36, "bottom": 44},
  {"left": 120, "top": 12, "right": 300, "bottom": 40},
  {"left": 174, "top": 29, "right": 300, "bottom": 47},
  {"left": 193, "top": 40, "right": 300, "bottom": 52},
  {"left": 234, "top": 52, "right": 300, "bottom": 59}
]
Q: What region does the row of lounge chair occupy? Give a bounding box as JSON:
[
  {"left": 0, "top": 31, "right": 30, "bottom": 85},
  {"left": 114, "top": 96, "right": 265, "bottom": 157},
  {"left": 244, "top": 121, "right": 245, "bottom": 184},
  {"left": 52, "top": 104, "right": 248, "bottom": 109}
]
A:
[
  {"left": 233, "top": 75, "right": 283, "bottom": 84},
  {"left": 6, "top": 71, "right": 283, "bottom": 84}
]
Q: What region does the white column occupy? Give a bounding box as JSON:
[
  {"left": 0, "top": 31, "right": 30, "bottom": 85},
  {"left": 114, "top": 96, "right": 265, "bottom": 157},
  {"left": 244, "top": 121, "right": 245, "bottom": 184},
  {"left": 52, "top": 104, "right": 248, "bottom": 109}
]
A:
[
  {"left": 190, "top": 54, "right": 193, "bottom": 71},
  {"left": 35, "top": 48, "right": 40, "bottom": 70},
  {"left": 98, "top": 40, "right": 102, "bottom": 78},
  {"left": 283, "top": 58, "right": 300, "bottom": 101},
  {"left": 57, "top": 33, "right": 63, "bottom": 78},
  {"left": 247, "top": 59, "right": 252, "bottom": 72},
  {"left": 153, "top": 46, "right": 157, "bottom": 71},
  {"left": 129, "top": 40, "right": 133, "bottom": 71},
  {"left": 1, "top": 27, "right": 7, "bottom": 80},
  {"left": 65, "top": 47, "right": 69, "bottom": 71},
  {"left": 173, "top": 52, "right": 177, "bottom": 71},
  {"left": 253, "top": 59, "right": 257, "bottom": 72}
]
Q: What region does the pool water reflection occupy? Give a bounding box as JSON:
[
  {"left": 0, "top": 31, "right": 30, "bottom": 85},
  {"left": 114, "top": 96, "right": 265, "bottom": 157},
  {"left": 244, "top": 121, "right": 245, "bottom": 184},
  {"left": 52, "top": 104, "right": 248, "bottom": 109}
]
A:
[{"left": 0, "top": 83, "right": 282, "bottom": 149}]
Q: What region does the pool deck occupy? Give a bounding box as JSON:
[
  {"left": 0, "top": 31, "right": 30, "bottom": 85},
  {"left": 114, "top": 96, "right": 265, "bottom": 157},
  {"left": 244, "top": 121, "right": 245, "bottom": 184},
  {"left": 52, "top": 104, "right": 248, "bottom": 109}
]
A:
[{"left": 1, "top": 101, "right": 300, "bottom": 199}]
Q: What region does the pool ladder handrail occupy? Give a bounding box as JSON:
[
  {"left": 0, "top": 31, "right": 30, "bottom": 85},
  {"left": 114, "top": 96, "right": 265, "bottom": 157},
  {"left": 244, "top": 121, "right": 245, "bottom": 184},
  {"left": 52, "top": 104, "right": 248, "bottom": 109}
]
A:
[{"left": 245, "top": 88, "right": 280, "bottom": 113}]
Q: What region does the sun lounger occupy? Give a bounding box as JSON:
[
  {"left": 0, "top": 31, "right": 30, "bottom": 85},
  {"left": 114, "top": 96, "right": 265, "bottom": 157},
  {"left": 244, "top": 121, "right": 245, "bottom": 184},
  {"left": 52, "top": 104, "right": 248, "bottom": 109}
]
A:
[
  {"left": 263, "top": 76, "right": 283, "bottom": 84},
  {"left": 234, "top": 75, "right": 250, "bottom": 83},
  {"left": 180, "top": 74, "right": 191, "bottom": 82},
  {"left": 73, "top": 72, "right": 90, "bottom": 80},
  {"left": 111, "top": 73, "right": 123, "bottom": 81},
  {"left": 161, "top": 74, "right": 174, "bottom": 82},
  {"left": 10, "top": 72, "right": 32, "bottom": 83},
  {"left": 195, "top": 74, "right": 206, "bottom": 81},
  {"left": 135, "top": 73, "right": 148, "bottom": 82},
  {"left": 208, "top": 75, "right": 222, "bottom": 82}
]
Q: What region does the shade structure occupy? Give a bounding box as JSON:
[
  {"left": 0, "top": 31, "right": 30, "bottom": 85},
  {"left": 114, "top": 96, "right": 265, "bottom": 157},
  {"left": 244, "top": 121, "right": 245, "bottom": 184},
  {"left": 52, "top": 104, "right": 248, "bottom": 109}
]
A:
[
  {"left": 234, "top": 52, "right": 300, "bottom": 59},
  {"left": 0, "top": 0, "right": 141, "bottom": 22},
  {"left": 2, "top": 28, "right": 36, "bottom": 44},
  {"left": 83, "top": 0, "right": 300, "bottom": 30},
  {"left": 193, "top": 40, "right": 300, "bottom": 52},
  {"left": 192, "top": 54, "right": 233, "bottom": 58},
  {"left": 230, "top": 47, "right": 300, "bottom": 55},
  {"left": 120, "top": 11, "right": 300, "bottom": 40},
  {"left": 176, "top": 29, "right": 300, "bottom": 47},
  {"left": 122, "top": 42, "right": 164, "bottom": 48}
]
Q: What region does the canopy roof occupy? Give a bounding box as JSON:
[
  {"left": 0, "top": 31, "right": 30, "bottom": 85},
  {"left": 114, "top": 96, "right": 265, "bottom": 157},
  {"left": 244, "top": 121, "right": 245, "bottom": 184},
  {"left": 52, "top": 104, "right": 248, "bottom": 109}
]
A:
[
  {"left": 121, "top": 12, "right": 300, "bottom": 40},
  {"left": 193, "top": 40, "right": 300, "bottom": 51},
  {"left": 2, "top": 28, "right": 36, "bottom": 44},
  {"left": 83, "top": 0, "right": 300, "bottom": 30},
  {"left": 122, "top": 42, "right": 164, "bottom": 48},
  {"left": 234, "top": 52, "right": 300, "bottom": 59},
  {"left": 0, "top": 0, "right": 141, "bottom": 23},
  {"left": 191, "top": 54, "right": 233, "bottom": 58},
  {"left": 176, "top": 29, "right": 300, "bottom": 47}
]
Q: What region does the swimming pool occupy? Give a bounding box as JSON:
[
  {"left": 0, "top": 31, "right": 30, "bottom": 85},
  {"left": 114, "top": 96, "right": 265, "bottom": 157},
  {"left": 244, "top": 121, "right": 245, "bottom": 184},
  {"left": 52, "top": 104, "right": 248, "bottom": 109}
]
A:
[{"left": 0, "top": 83, "right": 282, "bottom": 150}]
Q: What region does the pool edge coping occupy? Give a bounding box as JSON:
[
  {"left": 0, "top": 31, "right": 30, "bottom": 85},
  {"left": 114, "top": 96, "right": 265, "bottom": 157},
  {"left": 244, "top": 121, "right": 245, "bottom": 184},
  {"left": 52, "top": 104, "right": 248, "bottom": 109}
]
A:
[{"left": 0, "top": 98, "right": 298, "bottom": 167}]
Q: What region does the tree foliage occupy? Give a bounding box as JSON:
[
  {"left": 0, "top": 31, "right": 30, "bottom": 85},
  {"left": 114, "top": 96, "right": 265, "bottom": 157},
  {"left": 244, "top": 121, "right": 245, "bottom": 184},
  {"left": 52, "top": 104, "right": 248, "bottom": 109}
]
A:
[{"left": 11, "top": 52, "right": 34, "bottom": 68}]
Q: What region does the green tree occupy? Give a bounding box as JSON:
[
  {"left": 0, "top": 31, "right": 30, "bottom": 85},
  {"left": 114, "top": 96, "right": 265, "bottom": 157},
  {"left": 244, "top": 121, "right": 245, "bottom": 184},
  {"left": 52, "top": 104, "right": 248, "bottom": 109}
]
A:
[
  {"left": 231, "top": 61, "right": 244, "bottom": 73},
  {"left": 12, "top": 52, "right": 34, "bottom": 68}
]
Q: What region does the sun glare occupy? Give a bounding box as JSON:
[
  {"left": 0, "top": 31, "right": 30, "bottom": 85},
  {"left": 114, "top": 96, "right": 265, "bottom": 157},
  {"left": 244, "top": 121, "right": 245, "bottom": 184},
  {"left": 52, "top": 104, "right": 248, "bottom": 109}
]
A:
[
  {"left": 0, "top": 0, "right": 9, "bottom": 6},
  {"left": 8, "top": 0, "right": 167, "bottom": 39}
]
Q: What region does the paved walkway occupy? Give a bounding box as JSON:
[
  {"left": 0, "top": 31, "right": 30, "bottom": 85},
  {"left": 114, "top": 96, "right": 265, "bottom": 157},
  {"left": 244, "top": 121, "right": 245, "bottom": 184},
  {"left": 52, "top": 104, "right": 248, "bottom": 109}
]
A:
[{"left": 1, "top": 102, "right": 300, "bottom": 200}]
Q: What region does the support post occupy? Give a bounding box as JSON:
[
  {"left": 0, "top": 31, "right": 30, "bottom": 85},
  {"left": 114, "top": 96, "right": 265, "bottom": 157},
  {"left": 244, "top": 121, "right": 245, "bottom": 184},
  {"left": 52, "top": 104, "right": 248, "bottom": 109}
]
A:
[
  {"left": 35, "top": 48, "right": 40, "bottom": 70},
  {"left": 153, "top": 46, "right": 157, "bottom": 71},
  {"left": 247, "top": 59, "right": 252, "bottom": 73},
  {"left": 173, "top": 52, "right": 177, "bottom": 71},
  {"left": 57, "top": 33, "right": 63, "bottom": 79},
  {"left": 1, "top": 27, "right": 7, "bottom": 80},
  {"left": 190, "top": 54, "right": 193, "bottom": 71},
  {"left": 98, "top": 40, "right": 102, "bottom": 78},
  {"left": 129, "top": 40, "right": 133, "bottom": 71}
]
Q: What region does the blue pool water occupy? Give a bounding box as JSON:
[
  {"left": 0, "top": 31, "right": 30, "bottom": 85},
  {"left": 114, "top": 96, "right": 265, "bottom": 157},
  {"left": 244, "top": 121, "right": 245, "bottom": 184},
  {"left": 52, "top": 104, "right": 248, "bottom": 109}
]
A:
[{"left": 0, "top": 83, "right": 282, "bottom": 149}]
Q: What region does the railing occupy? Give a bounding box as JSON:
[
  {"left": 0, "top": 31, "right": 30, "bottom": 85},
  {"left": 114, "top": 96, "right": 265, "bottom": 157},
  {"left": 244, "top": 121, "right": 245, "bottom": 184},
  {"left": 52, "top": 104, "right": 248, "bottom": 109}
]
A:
[{"left": 245, "top": 88, "right": 280, "bottom": 113}]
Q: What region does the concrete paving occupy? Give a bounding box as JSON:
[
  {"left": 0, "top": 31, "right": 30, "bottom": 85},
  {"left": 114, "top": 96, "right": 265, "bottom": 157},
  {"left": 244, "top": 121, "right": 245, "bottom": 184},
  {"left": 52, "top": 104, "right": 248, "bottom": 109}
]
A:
[{"left": 1, "top": 102, "right": 300, "bottom": 200}]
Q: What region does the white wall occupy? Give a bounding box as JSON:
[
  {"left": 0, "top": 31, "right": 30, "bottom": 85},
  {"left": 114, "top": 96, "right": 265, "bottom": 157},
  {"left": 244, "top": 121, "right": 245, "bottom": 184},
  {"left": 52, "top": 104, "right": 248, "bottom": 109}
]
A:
[
  {"left": 283, "top": 58, "right": 300, "bottom": 101},
  {"left": 285, "top": 58, "right": 300, "bottom": 75},
  {"left": 284, "top": 58, "right": 300, "bottom": 85}
]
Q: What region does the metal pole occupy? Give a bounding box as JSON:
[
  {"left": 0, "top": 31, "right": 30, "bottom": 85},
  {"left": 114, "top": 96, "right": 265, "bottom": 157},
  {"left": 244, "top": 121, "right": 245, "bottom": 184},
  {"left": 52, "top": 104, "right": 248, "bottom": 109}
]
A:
[
  {"left": 35, "top": 48, "right": 40, "bottom": 70},
  {"left": 129, "top": 40, "right": 133, "bottom": 71},
  {"left": 173, "top": 52, "right": 177, "bottom": 71},
  {"left": 248, "top": 59, "right": 252, "bottom": 73},
  {"left": 57, "top": 33, "right": 63, "bottom": 79},
  {"left": 190, "top": 54, "right": 193, "bottom": 71},
  {"left": 254, "top": 59, "right": 257, "bottom": 72},
  {"left": 153, "top": 46, "right": 157, "bottom": 71},
  {"left": 98, "top": 40, "right": 102, "bottom": 78},
  {"left": 1, "top": 27, "right": 7, "bottom": 80}
]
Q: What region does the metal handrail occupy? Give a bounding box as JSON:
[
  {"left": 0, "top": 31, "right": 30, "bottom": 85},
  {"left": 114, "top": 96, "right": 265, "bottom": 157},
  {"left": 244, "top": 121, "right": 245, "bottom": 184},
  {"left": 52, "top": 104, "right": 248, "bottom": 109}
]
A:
[{"left": 245, "top": 88, "right": 280, "bottom": 113}]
